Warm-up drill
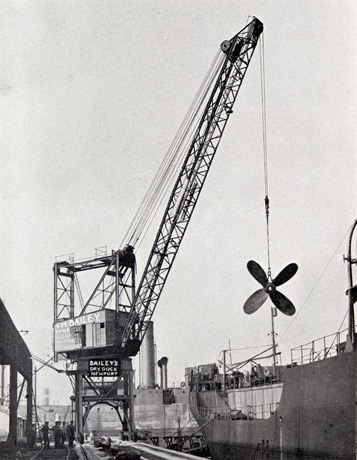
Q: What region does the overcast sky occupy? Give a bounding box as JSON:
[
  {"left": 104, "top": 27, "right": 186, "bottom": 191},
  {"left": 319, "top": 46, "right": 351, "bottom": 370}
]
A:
[{"left": 1, "top": 1, "right": 356, "bottom": 404}]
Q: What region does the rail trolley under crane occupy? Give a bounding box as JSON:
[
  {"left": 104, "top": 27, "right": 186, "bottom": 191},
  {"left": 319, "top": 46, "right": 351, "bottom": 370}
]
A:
[{"left": 53, "top": 17, "right": 263, "bottom": 436}]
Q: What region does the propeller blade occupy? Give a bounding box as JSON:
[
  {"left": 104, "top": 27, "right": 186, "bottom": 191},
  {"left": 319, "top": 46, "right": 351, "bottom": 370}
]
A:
[
  {"left": 243, "top": 289, "right": 269, "bottom": 314},
  {"left": 269, "top": 290, "right": 296, "bottom": 316},
  {"left": 272, "top": 263, "right": 298, "bottom": 287},
  {"left": 247, "top": 260, "right": 268, "bottom": 287}
]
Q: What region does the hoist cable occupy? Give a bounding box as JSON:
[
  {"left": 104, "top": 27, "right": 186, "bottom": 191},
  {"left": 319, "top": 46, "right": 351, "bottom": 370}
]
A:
[
  {"left": 134, "top": 52, "right": 225, "bottom": 250},
  {"left": 259, "top": 33, "right": 271, "bottom": 277},
  {"left": 260, "top": 34, "right": 268, "bottom": 198},
  {"left": 135, "top": 49, "right": 224, "bottom": 245},
  {"left": 121, "top": 49, "right": 222, "bottom": 248},
  {"left": 128, "top": 78, "right": 207, "bottom": 246},
  {"left": 120, "top": 49, "right": 224, "bottom": 249}
]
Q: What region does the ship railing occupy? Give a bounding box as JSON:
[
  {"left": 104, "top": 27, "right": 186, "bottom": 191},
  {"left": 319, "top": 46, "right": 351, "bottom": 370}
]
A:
[
  {"left": 252, "top": 402, "right": 279, "bottom": 419},
  {"left": 197, "top": 402, "right": 279, "bottom": 420},
  {"left": 290, "top": 329, "right": 347, "bottom": 366},
  {"left": 197, "top": 406, "right": 230, "bottom": 418}
]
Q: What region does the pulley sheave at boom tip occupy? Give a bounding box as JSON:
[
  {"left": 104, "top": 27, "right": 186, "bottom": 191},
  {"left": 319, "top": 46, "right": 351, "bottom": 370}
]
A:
[{"left": 243, "top": 260, "right": 298, "bottom": 316}]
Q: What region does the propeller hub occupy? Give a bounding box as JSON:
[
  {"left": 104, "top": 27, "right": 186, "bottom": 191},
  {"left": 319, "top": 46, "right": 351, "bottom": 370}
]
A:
[{"left": 265, "top": 282, "right": 276, "bottom": 293}]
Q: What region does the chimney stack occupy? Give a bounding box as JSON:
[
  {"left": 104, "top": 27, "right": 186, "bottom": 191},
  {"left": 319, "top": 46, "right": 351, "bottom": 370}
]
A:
[
  {"left": 157, "top": 360, "right": 163, "bottom": 389},
  {"left": 140, "top": 322, "right": 156, "bottom": 388},
  {"left": 160, "top": 357, "right": 168, "bottom": 389}
]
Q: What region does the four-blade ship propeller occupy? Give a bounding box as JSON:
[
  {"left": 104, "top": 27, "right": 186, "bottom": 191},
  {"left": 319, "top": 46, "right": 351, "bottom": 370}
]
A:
[{"left": 243, "top": 260, "right": 298, "bottom": 316}]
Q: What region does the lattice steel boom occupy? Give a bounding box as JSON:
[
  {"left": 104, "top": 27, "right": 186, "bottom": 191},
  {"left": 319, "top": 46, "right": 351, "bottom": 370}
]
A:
[{"left": 121, "top": 17, "right": 263, "bottom": 356}]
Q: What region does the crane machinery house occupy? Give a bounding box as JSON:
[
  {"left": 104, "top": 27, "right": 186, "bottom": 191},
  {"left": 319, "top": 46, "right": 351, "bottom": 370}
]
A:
[{"left": 54, "top": 309, "right": 129, "bottom": 356}]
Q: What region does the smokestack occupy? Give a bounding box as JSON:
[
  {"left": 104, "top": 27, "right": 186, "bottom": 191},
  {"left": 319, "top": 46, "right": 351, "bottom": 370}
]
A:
[
  {"left": 160, "top": 357, "right": 168, "bottom": 389},
  {"left": 140, "top": 322, "right": 156, "bottom": 388},
  {"left": 157, "top": 360, "right": 163, "bottom": 389}
]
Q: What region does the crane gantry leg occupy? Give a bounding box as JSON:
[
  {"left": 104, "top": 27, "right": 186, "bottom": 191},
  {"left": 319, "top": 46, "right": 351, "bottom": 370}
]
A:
[{"left": 71, "top": 359, "right": 135, "bottom": 439}]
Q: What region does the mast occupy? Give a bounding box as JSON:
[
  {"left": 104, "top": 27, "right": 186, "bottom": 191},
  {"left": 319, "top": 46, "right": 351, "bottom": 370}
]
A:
[
  {"left": 346, "top": 219, "right": 357, "bottom": 350},
  {"left": 270, "top": 306, "right": 278, "bottom": 368}
]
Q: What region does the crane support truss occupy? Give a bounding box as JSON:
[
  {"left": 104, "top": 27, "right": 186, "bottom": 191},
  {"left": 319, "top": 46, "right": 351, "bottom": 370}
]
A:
[
  {"left": 54, "top": 247, "right": 135, "bottom": 319},
  {"left": 67, "top": 359, "right": 135, "bottom": 436},
  {"left": 121, "top": 17, "right": 263, "bottom": 355},
  {"left": 53, "top": 246, "right": 135, "bottom": 360}
]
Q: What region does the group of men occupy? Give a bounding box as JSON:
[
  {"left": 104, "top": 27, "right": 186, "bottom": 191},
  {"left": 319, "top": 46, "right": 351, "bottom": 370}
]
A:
[{"left": 40, "top": 420, "right": 75, "bottom": 448}]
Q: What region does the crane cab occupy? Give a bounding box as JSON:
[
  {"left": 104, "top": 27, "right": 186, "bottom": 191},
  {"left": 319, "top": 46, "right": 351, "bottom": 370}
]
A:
[{"left": 54, "top": 309, "right": 131, "bottom": 360}]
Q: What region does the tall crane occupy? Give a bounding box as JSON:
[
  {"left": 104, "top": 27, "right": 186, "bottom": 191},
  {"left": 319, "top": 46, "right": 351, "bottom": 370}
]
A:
[
  {"left": 53, "top": 16, "right": 263, "bottom": 436},
  {"left": 122, "top": 18, "right": 263, "bottom": 356}
]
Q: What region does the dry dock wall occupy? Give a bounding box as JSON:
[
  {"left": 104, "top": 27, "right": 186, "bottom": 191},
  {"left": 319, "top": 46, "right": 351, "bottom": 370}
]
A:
[{"left": 85, "top": 388, "right": 198, "bottom": 436}]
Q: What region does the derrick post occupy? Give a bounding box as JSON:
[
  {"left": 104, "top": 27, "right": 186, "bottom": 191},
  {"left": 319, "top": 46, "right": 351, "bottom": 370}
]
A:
[
  {"left": 223, "top": 350, "right": 226, "bottom": 392},
  {"left": 26, "top": 374, "right": 34, "bottom": 447},
  {"left": 345, "top": 219, "right": 357, "bottom": 351},
  {"left": 74, "top": 371, "right": 83, "bottom": 436},
  {"left": 7, "top": 365, "right": 17, "bottom": 447},
  {"left": 122, "top": 360, "right": 135, "bottom": 438},
  {"left": 116, "top": 250, "right": 120, "bottom": 313},
  {"left": 128, "top": 368, "right": 135, "bottom": 437}
]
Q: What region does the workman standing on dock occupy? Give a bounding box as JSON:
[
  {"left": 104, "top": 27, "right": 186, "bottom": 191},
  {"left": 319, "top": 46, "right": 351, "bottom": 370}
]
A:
[
  {"left": 40, "top": 421, "right": 50, "bottom": 448},
  {"left": 66, "top": 421, "right": 75, "bottom": 447},
  {"left": 60, "top": 421, "right": 67, "bottom": 447},
  {"left": 53, "top": 421, "right": 62, "bottom": 449}
]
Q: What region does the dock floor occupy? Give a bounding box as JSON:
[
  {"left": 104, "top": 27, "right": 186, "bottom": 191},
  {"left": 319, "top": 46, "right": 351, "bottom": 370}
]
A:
[
  {"left": 77, "top": 441, "right": 207, "bottom": 460},
  {"left": 133, "top": 442, "right": 207, "bottom": 459}
]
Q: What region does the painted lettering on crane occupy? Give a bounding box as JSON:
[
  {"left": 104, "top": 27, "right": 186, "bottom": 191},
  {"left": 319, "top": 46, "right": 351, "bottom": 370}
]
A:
[
  {"left": 55, "top": 311, "right": 103, "bottom": 329},
  {"left": 88, "top": 359, "right": 119, "bottom": 377},
  {"left": 54, "top": 310, "right": 108, "bottom": 352}
]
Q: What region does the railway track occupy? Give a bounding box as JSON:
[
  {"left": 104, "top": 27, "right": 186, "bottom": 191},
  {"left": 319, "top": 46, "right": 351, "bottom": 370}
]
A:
[{"left": 79, "top": 445, "right": 91, "bottom": 459}]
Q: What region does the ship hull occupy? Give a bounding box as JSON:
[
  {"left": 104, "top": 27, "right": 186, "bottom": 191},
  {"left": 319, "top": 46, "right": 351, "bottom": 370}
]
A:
[{"left": 189, "top": 350, "right": 356, "bottom": 459}]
